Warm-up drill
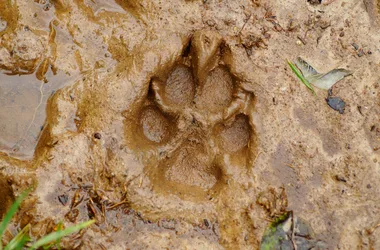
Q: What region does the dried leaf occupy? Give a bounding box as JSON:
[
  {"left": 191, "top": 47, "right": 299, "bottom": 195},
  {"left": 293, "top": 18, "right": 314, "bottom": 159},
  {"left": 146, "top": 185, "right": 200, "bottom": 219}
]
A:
[
  {"left": 295, "top": 57, "right": 352, "bottom": 90},
  {"left": 287, "top": 59, "right": 316, "bottom": 95}
]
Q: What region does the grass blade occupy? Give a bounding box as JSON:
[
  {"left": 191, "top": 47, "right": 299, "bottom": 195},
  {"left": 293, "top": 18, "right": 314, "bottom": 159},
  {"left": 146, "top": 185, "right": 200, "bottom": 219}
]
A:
[
  {"left": 287, "top": 59, "right": 316, "bottom": 96},
  {"left": 30, "top": 220, "right": 95, "bottom": 249},
  {"left": 5, "top": 235, "right": 28, "bottom": 250},
  {"left": 4, "top": 224, "right": 30, "bottom": 250},
  {"left": 54, "top": 221, "right": 64, "bottom": 250},
  {"left": 0, "top": 189, "right": 30, "bottom": 250}
]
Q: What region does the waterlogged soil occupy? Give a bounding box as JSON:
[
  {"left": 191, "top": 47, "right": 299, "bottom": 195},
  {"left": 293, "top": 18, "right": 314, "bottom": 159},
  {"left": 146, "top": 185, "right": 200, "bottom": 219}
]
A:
[{"left": 0, "top": 0, "right": 379, "bottom": 249}]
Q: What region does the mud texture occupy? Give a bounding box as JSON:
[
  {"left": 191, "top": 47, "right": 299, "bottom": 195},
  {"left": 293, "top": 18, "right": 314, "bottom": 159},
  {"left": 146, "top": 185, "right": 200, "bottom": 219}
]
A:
[{"left": 0, "top": 0, "right": 379, "bottom": 249}]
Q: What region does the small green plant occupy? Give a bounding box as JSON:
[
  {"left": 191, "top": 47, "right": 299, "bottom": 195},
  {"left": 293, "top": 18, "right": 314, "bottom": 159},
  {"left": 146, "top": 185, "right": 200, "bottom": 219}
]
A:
[
  {"left": 0, "top": 189, "right": 94, "bottom": 250},
  {"left": 287, "top": 59, "right": 316, "bottom": 96}
]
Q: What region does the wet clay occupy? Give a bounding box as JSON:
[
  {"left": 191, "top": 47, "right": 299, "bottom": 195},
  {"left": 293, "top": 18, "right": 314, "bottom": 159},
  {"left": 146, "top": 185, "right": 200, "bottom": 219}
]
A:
[
  {"left": 196, "top": 66, "right": 234, "bottom": 113},
  {"left": 0, "top": 1, "right": 379, "bottom": 249},
  {"left": 124, "top": 31, "right": 257, "bottom": 202},
  {"left": 140, "top": 106, "right": 171, "bottom": 143},
  {"left": 164, "top": 65, "right": 195, "bottom": 107},
  {"left": 0, "top": 174, "right": 14, "bottom": 219}
]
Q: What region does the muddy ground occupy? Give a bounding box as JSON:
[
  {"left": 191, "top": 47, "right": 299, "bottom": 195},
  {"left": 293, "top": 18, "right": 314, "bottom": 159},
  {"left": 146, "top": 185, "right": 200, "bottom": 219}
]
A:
[{"left": 0, "top": 0, "right": 379, "bottom": 249}]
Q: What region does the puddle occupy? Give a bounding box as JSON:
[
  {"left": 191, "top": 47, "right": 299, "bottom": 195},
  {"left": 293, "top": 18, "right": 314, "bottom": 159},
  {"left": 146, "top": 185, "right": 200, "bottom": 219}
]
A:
[{"left": 0, "top": 69, "right": 77, "bottom": 160}]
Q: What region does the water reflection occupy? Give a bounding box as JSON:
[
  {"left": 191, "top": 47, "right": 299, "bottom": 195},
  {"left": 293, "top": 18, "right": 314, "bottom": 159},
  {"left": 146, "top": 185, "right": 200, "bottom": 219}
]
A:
[{"left": 0, "top": 68, "right": 76, "bottom": 160}]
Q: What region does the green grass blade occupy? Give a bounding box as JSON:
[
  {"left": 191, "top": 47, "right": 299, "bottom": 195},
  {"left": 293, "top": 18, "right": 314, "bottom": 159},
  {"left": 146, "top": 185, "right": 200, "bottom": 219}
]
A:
[
  {"left": 0, "top": 189, "right": 30, "bottom": 249},
  {"left": 287, "top": 59, "right": 316, "bottom": 96},
  {"left": 54, "top": 221, "right": 64, "bottom": 250},
  {"left": 4, "top": 224, "right": 30, "bottom": 250},
  {"left": 30, "top": 220, "right": 95, "bottom": 250},
  {"left": 5, "top": 235, "right": 28, "bottom": 250}
]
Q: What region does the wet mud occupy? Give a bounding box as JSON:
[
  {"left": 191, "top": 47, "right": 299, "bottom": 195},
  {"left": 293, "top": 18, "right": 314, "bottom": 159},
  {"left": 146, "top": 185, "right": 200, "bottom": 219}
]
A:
[
  {"left": 124, "top": 32, "right": 257, "bottom": 203},
  {"left": 0, "top": 0, "right": 379, "bottom": 249}
]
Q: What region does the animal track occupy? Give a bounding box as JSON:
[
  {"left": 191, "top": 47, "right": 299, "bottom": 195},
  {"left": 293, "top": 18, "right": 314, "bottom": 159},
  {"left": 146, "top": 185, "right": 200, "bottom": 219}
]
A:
[{"left": 125, "top": 30, "right": 257, "bottom": 199}]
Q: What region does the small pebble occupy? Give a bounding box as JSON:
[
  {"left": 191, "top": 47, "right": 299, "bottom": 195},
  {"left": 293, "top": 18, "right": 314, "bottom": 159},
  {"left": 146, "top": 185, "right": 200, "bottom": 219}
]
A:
[
  {"left": 58, "top": 194, "right": 69, "bottom": 206},
  {"left": 326, "top": 97, "right": 345, "bottom": 114},
  {"left": 308, "top": 0, "right": 322, "bottom": 5},
  {"left": 204, "top": 219, "right": 210, "bottom": 228},
  {"left": 339, "top": 31, "right": 344, "bottom": 37},
  {"left": 335, "top": 175, "right": 347, "bottom": 182},
  {"left": 94, "top": 132, "right": 102, "bottom": 139},
  {"left": 357, "top": 48, "right": 364, "bottom": 57},
  {"left": 351, "top": 43, "right": 359, "bottom": 50}
]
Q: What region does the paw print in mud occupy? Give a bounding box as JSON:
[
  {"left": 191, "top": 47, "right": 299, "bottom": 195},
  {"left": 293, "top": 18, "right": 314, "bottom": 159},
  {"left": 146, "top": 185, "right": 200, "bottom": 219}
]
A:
[{"left": 125, "top": 30, "right": 257, "bottom": 199}]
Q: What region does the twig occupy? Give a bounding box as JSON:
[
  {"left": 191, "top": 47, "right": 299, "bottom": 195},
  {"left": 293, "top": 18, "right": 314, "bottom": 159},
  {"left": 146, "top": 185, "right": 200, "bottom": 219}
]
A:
[
  {"left": 106, "top": 200, "right": 129, "bottom": 210},
  {"left": 238, "top": 14, "right": 252, "bottom": 35},
  {"left": 297, "top": 35, "right": 306, "bottom": 45},
  {"left": 139, "top": 176, "right": 143, "bottom": 187}
]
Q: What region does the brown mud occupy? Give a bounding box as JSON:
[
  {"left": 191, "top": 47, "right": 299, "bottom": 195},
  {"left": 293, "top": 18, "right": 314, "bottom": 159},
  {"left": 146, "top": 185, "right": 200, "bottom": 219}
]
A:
[{"left": 0, "top": 0, "right": 379, "bottom": 249}]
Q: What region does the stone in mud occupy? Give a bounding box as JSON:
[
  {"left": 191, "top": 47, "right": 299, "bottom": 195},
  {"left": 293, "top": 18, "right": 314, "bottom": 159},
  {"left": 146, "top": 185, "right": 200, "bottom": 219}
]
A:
[
  {"left": 326, "top": 97, "right": 345, "bottom": 114},
  {"left": 307, "top": 0, "right": 322, "bottom": 4}
]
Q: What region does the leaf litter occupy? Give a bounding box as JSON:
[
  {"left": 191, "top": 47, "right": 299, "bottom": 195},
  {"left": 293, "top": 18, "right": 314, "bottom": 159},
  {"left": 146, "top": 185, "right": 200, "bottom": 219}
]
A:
[
  {"left": 294, "top": 57, "right": 352, "bottom": 90},
  {"left": 288, "top": 57, "right": 351, "bottom": 114}
]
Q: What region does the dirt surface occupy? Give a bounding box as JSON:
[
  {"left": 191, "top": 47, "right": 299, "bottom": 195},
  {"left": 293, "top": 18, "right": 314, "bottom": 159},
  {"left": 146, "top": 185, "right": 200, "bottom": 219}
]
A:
[{"left": 0, "top": 0, "right": 379, "bottom": 249}]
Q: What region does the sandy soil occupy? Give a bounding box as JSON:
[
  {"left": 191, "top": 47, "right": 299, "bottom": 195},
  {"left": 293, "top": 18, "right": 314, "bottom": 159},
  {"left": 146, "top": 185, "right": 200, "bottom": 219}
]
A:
[{"left": 0, "top": 0, "right": 379, "bottom": 249}]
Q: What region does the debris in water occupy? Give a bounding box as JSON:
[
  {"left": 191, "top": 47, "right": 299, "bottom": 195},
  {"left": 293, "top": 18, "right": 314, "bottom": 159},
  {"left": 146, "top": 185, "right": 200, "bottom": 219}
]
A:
[
  {"left": 295, "top": 57, "right": 352, "bottom": 90},
  {"left": 326, "top": 96, "right": 345, "bottom": 114}
]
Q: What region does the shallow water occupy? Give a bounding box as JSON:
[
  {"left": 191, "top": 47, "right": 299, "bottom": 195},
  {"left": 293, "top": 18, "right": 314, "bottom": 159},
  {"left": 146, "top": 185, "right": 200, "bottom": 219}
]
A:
[{"left": 0, "top": 70, "right": 76, "bottom": 159}]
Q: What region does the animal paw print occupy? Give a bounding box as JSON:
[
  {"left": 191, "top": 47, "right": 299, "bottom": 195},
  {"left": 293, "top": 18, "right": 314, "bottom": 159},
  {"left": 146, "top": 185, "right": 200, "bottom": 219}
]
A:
[{"left": 125, "top": 30, "right": 257, "bottom": 199}]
